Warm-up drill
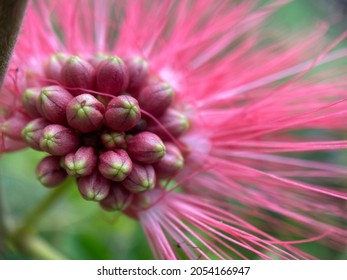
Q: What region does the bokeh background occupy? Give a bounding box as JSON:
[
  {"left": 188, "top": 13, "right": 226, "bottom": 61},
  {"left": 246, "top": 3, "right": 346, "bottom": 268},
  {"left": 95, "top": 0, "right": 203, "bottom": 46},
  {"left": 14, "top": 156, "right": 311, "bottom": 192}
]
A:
[{"left": 1, "top": 0, "right": 347, "bottom": 260}]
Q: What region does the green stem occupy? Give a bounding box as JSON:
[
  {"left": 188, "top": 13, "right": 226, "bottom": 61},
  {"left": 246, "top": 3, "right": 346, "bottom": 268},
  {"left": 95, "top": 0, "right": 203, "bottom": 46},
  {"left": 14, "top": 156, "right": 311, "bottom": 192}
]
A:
[
  {"left": 9, "top": 233, "right": 67, "bottom": 260},
  {"left": 0, "top": 0, "right": 29, "bottom": 87},
  {"left": 17, "top": 179, "right": 71, "bottom": 235},
  {"left": 9, "top": 179, "right": 72, "bottom": 259}
]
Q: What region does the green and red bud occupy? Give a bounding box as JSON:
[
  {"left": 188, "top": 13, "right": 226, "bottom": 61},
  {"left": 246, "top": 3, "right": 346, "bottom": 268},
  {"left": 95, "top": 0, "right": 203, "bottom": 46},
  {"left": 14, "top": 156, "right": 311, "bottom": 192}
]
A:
[
  {"left": 63, "top": 146, "right": 97, "bottom": 177},
  {"left": 98, "top": 150, "right": 133, "bottom": 182},
  {"left": 104, "top": 95, "right": 141, "bottom": 131},
  {"left": 22, "top": 88, "right": 41, "bottom": 118},
  {"left": 138, "top": 82, "right": 174, "bottom": 117},
  {"left": 77, "top": 172, "right": 111, "bottom": 201},
  {"left": 101, "top": 131, "right": 126, "bottom": 150},
  {"left": 127, "top": 131, "right": 166, "bottom": 164},
  {"left": 146, "top": 108, "right": 190, "bottom": 140},
  {"left": 1, "top": 111, "right": 31, "bottom": 140},
  {"left": 40, "top": 124, "right": 80, "bottom": 155},
  {"left": 96, "top": 56, "right": 129, "bottom": 95},
  {"left": 36, "top": 156, "right": 67, "bottom": 187},
  {"left": 21, "top": 118, "right": 50, "bottom": 150},
  {"left": 125, "top": 56, "right": 149, "bottom": 97},
  {"left": 2, "top": 136, "right": 27, "bottom": 152},
  {"left": 44, "top": 53, "right": 68, "bottom": 80},
  {"left": 99, "top": 184, "right": 133, "bottom": 211},
  {"left": 38, "top": 86, "right": 73, "bottom": 125},
  {"left": 88, "top": 53, "right": 109, "bottom": 68},
  {"left": 61, "top": 55, "right": 95, "bottom": 95},
  {"left": 66, "top": 93, "right": 105, "bottom": 133},
  {"left": 122, "top": 163, "right": 156, "bottom": 193},
  {"left": 153, "top": 143, "right": 184, "bottom": 177}
]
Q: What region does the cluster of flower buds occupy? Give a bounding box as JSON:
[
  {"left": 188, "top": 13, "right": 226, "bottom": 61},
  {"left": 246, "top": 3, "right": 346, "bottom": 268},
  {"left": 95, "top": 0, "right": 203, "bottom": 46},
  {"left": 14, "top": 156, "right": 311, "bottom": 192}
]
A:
[{"left": 18, "top": 54, "right": 190, "bottom": 211}]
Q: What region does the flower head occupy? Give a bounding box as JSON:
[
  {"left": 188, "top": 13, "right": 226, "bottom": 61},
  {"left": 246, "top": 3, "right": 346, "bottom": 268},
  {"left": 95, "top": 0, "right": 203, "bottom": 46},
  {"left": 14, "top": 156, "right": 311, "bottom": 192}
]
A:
[{"left": 1, "top": 0, "right": 347, "bottom": 259}]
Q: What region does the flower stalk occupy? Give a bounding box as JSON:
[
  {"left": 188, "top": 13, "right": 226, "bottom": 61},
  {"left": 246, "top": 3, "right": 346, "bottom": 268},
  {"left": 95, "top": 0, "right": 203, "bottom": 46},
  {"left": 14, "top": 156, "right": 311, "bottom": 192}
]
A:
[
  {"left": 14, "top": 178, "right": 71, "bottom": 235},
  {"left": 9, "top": 232, "right": 66, "bottom": 260},
  {"left": 2, "top": 176, "right": 71, "bottom": 259}
]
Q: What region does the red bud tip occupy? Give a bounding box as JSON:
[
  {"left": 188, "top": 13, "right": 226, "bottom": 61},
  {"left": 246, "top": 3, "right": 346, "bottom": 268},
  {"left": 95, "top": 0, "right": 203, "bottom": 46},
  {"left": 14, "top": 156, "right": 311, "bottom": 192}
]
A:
[
  {"left": 22, "top": 88, "right": 41, "bottom": 118},
  {"left": 1, "top": 111, "right": 31, "bottom": 140},
  {"left": 153, "top": 143, "right": 184, "bottom": 177},
  {"left": 100, "top": 185, "right": 133, "bottom": 211},
  {"left": 61, "top": 55, "right": 95, "bottom": 95},
  {"left": 21, "top": 118, "right": 50, "bottom": 150},
  {"left": 147, "top": 108, "right": 190, "bottom": 140},
  {"left": 127, "top": 131, "right": 166, "bottom": 164},
  {"left": 98, "top": 150, "right": 133, "bottom": 181},
  {"left": 104, "top": 95, "right": 141, "bottom": 131},
  {"left": 40, "top": 124, "right": 80, "bottom": 155},
  {"left": 122, "top": 163, "right": 156, "bottom": 193},
  {"left": 44, "top": 53, "right": 68, "bottom": 80},
  {"left": 125, "top": 56, "right": 149, "bottom": 97},
  {"left": 38, "top": 86, "right": 73, "bottom": 124},
  {"left": 63, "top": 146, "right": 97, "bottom": 177},
  {"left": 96, "top": 56, "right": 129, "bottom": 95},
  {"left": 138, "top": 82, "right": 174, "bottom": 117},
  {"left": 36, "top": 156, "right": 67, "bottom": 187},
  {"left": 2, "top": 136, "right": 27, "bottom": 152},
  {"left": 77, "top": 172, "right": 111, "bottom": 201},
  {"left": 88, "top": 53, "right": 109, "bottom": 68},
  {"left": 66, "top": 94, "right": 105, "bottom": 132},
  {"left": 101, "top": 131, "right": 126, "bottom": 150}
]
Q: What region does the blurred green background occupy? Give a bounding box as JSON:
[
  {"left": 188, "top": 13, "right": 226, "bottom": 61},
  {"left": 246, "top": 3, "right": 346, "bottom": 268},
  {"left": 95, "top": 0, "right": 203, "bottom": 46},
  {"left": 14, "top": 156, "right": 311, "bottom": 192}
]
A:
[{"left": 1, "top": 0, "right": 347, "bottom": 260}]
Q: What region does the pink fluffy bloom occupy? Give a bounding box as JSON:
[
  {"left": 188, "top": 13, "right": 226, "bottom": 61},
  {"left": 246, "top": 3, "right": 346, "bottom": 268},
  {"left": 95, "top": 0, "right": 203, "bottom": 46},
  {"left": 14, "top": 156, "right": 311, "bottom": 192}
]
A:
[{"left": 1, "top": 0, "right": 347, "bottom": 259}]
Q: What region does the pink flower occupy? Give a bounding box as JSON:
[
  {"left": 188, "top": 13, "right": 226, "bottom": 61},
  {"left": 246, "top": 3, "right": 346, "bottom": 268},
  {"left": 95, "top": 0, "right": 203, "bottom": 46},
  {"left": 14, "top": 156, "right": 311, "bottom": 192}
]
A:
[{"left": 1, "top": 0, "right": 347, "bottom": 259}]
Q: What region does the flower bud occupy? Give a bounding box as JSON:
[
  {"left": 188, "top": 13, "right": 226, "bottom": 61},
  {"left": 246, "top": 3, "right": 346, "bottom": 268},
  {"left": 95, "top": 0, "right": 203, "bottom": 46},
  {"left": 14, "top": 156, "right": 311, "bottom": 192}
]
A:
[
  {"left": 153, "top": 143, "right": 184, "bottom": 177},
  {"left": 138, "top": 82, "right": 174, "bottom": 117},
  {"left": 98, "top": 150, "right": 133, "bottom": 181},
  {"left": 122, "top": 163, "right": 156, "bottom": 193},
  {"left": 2, "top": 136, "right": 27, "bottom": 152},
  {"left": 22, "top": 88, "right": 41, "bottom": 118},
  {"left": 61, "top": 56, "right": 95, "bottom": 95},
  {"left": 96, "top": 56, "right": 129, "bottom": 95},
  {"left": 104, "top": 95, "right": 141, "bottom": 131},
  {"left": 88, "top": 53, "right": 109, "bottom": 68},
  {"left": 44, "top": 53, "right": 68, "bottom": 80},
  {"left": 99, "top": 185, "right": 133, "bottom": 211},
  {"left": 125, "top": 56, "right": 149, "bottom": 97},
  {"left": 36, "top": 156, "right": 67, "bottom": 187},
  {"left": 66, "top": 93, "right": 105, "bottom": 132},
  {"left": 63, "top": 146, "right": 97, "bottom": 177},
  {"left": 21, "top": 118, "right": 50, "bottom": 150},
  {"left": 127, "top": 131, "right": 166, "bottom": 164},
  {"left": 101, "top": 131, "right": 126, "bottom": 150},
  {"left": 40, "top": 124, "right": 80, "bottom": 155},
  {"left": 77, "top": 172, "right": 111, "bottom": 201},
  {"left": 38, "top": 86, "right": 73, "bottom": 124},
  {"left": 147, "top": 108, "right": 190, "bottom": 140},
  {"left": 1, "top": 111, "right": 31, "bottom": 140}
]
